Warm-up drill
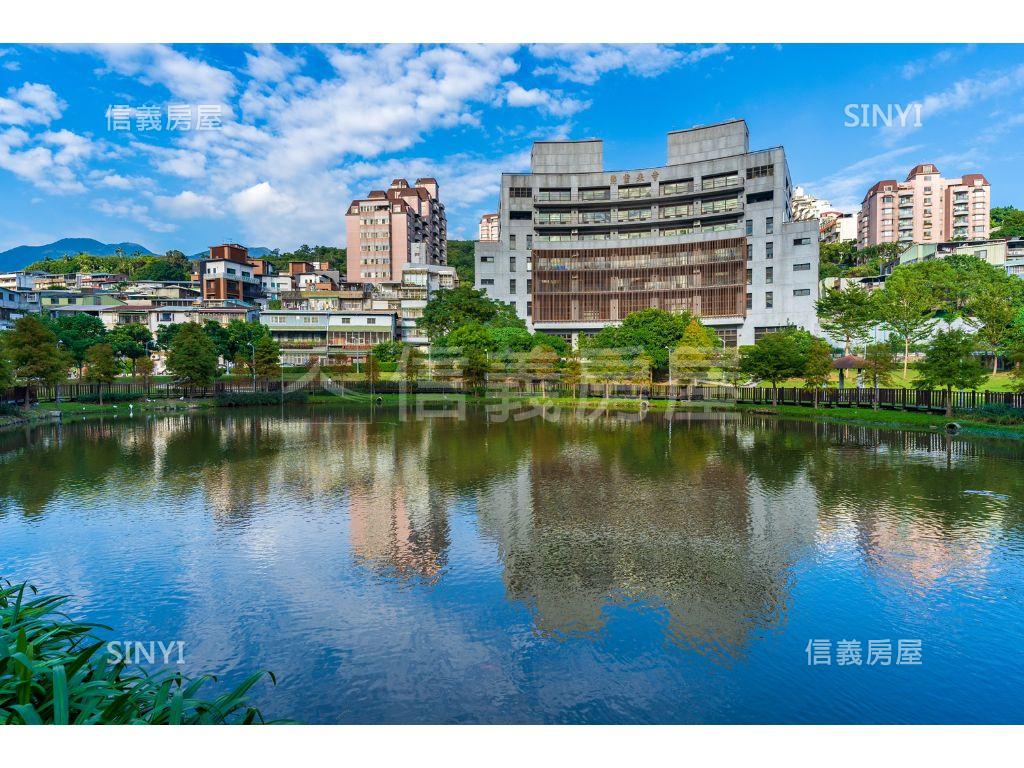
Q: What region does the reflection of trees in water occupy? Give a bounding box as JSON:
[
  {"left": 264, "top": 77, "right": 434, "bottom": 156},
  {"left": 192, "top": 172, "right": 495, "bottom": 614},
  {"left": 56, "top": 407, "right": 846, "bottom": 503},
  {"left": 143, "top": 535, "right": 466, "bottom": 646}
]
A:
[{"left": 0, "top": 419, "right": 154, "bottom": 517}]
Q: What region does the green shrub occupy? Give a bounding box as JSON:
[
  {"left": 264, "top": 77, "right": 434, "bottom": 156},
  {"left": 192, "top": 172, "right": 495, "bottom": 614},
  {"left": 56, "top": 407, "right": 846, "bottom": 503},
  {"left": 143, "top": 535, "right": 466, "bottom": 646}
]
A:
[
  {"left": 0, "top": 403, "right": 19, "bottom": 416},
  {"left": 962, "top": 403, "right": 1024, "bottom": 425},
  {"left": 215, "top": 390, "right": 308, "bottom": 407},
  {"left": 0, "top": 580, "right": 279, "bottom": 724}
]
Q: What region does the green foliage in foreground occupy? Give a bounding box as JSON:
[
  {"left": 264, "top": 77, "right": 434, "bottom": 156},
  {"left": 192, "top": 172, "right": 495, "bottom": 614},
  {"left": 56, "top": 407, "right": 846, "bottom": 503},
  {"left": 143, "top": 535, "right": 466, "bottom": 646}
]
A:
[
  {"left": 0, "top": 580, "right": 278, "bottom": 724},
  {"left": 215, "top": 390, "right": 309, "bottom": 407}
]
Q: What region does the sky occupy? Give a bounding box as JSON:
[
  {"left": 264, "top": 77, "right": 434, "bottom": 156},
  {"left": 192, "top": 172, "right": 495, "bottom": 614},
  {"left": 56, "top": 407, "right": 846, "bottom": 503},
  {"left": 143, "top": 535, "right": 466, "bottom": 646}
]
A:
[{"left": 0, "top": 43, "right": 1022, "bottom": 254}]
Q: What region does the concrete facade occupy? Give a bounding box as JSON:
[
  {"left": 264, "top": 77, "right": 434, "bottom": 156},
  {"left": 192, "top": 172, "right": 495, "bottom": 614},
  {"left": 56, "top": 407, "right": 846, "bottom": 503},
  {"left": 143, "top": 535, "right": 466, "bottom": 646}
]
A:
[{"left": 474, "top": 120, "right": 820, "bottom": 347}]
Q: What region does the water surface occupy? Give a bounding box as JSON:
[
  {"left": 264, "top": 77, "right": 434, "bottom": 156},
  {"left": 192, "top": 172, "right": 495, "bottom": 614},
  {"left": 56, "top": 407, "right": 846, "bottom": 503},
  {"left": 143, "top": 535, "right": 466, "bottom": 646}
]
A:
[{"left": 2, "top": 406, "right": 1023, "bottom": 723}]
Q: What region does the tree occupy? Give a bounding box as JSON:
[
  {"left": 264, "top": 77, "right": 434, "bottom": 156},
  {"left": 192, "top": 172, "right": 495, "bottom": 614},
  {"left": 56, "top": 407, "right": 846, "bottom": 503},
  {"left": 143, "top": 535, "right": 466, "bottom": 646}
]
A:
[
  {"left": 874, "top": 264, "right": 944, "bottom": 378},
  {"left": 969, "top": 279, "right": 1023, "bottom": 373},
  {"left": 136, "top": 354, "right": 155, "bottom": 389},
  {"left": 461, "top": 349, "right": 490, "bottom": 393},
  {"left": 106, "top": 323, "right": 152, "bottom": 375},
  {"left": 991, "top": 206, "right": 1024, "bottom": 238},
  {"left": 157, "top": 323, "right": 185, "bottom": 350},
  {"left": 363, "top": 353, "right": 381, "bottom": 387},
  {"left": 585, "top": 347, "right": 629, "bottom": 399},
  {"left": 628, "top": 351, "right": 653, "bottom": 397},
  {"left": 203, "top": 321, "right": 232, "bottom": 360},
  {"left": 669, "top": 319, "right": 717, "bottom": 398},
  {"left": 815, "top": 284, "right": 875, "bottom": 355},
  {"left": 399, "top": 346, "right": 426, "bottom": 389},
  {"left": 420, "top": 286, "right": 522, "bottom": 339},
  {"left": 166, "top": 322, "right": 219, "bottom": 392},
  {"left": 586, "top": 308, "right": 716, "bottom": 376},
  {"left": 133, "top": 259, "right": 189, "bottom": 282},
  {"left": 224, "top": 320, "right": 271, "bottom": 363},
  {"left": 45, "top": 314, "right": 106, "bottom": 374},
  {"left": 255, "top": 337, "right": 281, "bottom": 378},
  {"left": 863, "top": 342, "right": 897, "bottom": 408},
  {"left": 445, "top": 322, "right": 493, "bottom": 356},
  {"left": 801, "top": 338, "right": 834, "bottom": 409},
  {"left": 370, "top": 340, "right": 406, "bottom": 364},
  {"left": 915, "top": 329, "right": 989, "bottom": 417},
  {"left": 446, "top": 240, "right": 476, "bottom": 285},
  {"left": 527, "top": 344, "right": 559, "bottom": 397},
  {"left": 0, "top": 338, "right": 13, "bottom": 392},
  {"left": 83, "top": 343, "right": 118, "bottom": 406},
  {"left": 739, "top": 328, "right": 813, "bottom": 405},
  {"left": 5, "top": 315, "right": 70, "bottom": 407},
  {"left": 561, "top": 351, "right": 583, "bottom": 398}
]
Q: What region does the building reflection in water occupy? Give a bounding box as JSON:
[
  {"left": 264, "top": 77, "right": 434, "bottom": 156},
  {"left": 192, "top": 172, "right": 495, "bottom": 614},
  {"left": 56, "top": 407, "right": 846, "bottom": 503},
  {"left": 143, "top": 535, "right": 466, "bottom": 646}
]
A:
[{"left": 2, "top": 408, "right": 1020, "bottom": 661}]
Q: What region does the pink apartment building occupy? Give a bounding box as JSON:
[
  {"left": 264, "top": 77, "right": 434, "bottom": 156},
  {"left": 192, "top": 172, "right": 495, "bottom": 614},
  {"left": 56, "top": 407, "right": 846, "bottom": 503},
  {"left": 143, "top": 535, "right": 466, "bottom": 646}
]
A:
[
  {"left": 478, "top": 213, "right": 499, "bottom": 241},
  {"left": 345, "top": 178, "right": 448, "bottom": 283},
  {"left": 857, "top": 163, "right": 990, "bottom": 248}
]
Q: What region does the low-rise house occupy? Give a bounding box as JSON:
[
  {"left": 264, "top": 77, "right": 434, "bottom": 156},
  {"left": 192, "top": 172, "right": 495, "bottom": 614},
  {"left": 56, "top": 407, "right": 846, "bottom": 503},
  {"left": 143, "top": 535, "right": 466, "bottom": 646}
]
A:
[
  {"left": 0, "top": 271, "right": 48, "bottom": 291},
  {"left": 260, "top": 310, "right": 397, "bottom": 366},
  {"left": 0, "top": 288, "right": 33, "bottom": 330}
]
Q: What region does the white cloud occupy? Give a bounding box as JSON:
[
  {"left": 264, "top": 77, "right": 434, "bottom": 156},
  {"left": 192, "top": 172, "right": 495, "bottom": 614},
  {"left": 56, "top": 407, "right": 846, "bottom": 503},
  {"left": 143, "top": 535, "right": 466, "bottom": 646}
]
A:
[
  {"left": 245, "top": 44, "right": 304, "bottom": 83},
  {"left": 78, "top": 44, "right": 236, "bottom": 104},
  {"left": 0, "top": 82, "right": 65, "bottom": 126},
  {"left": 93, "top": 197, "right": 177, "bottom": 233},
  {"left": 885, "top": 62, "right": 1024, "bottom": 143},
  {"left": 92, "top": 172, "right": 135, "bottom": 190},
  {"left": 133, "top": 142, "right": 207, "bottom": 178},
  {"left": 529, "top": 44, "right": 727, "bottom": 85},
  {"left": 229, "top": 181, "right": 294, "bottom": 217},
  {"left": 801, "top": 145, "right": 926, "bottom": 210},
  {"left": 901, "top": 45, "right": 973, "bottom": 80},
  {"left": 504, "top": 83, "right": 589, "bottom": 117},
  {"left": 153, "top": 190, "right": 223, "bottom": 219}
]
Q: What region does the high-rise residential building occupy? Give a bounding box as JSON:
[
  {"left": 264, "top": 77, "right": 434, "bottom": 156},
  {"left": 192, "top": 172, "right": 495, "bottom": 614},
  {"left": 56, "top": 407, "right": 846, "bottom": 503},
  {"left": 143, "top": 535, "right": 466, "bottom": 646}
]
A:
[
  {"left": 791, "top": 187, "right": 831, "bottom": 221},
  {"left": 474, "top": 120, "right": 819, "bottom": 347},
  {"left": 479, "top": 213, "right": 500, "bottom": 241},
  {"left": 345, "top": 178, "right": 447, "bottom": 284},
  {"left": 819, "top": 211, "right": 857, "bottom": 244},
  {"left": 857, "top": 164, "right": 990, "bottom": 248}
]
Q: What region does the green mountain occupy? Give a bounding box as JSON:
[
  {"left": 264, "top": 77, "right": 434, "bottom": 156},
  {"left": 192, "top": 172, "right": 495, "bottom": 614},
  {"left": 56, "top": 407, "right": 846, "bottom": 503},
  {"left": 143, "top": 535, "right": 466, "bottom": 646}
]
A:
[{"left": 0, "top": 238, "right": 155, "bottom": 271}]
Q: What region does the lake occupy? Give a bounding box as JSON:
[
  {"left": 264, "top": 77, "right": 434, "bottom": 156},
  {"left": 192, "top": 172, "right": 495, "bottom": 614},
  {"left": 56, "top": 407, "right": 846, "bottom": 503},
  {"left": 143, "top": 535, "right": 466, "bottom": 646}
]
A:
[{"left": 2, "top": 404, "right": 1023, "bottom": 723}]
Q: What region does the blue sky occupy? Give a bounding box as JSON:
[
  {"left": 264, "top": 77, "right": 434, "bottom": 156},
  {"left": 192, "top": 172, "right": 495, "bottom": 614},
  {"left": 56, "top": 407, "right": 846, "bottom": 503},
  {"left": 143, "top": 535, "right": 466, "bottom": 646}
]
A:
[{"left": 0, "top": 43, "right": 1022, "bottom": 254}]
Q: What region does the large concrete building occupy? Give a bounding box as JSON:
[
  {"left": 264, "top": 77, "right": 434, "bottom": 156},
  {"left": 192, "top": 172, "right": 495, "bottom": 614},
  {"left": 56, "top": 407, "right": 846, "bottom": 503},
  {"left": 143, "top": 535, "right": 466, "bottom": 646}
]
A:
[
  {"left": 857, "top": 164, "right": 990, "bottom": 248},
  {"left": 474, "top": 120, "right": 819, "bottom": 347},
  {"left": 345, "top": 178, "right": 447, "bottom": 284}
]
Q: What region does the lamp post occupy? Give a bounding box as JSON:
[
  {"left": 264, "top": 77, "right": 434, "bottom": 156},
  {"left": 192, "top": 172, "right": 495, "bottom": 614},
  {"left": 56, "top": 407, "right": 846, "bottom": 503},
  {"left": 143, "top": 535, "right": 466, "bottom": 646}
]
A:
[
  {"left": 247, "top": 341, "right": 256, "bottom": 393},
  {"left": 144, "top": 339, "right": 157, "bottom": 395}
]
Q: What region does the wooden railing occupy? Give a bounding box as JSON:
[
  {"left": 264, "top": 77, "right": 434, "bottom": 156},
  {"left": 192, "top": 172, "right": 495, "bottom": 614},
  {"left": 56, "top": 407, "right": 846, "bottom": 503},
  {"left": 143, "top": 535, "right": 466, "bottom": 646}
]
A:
[{"left": 4, "top": 380, "right": 1023, "bottom": 414}]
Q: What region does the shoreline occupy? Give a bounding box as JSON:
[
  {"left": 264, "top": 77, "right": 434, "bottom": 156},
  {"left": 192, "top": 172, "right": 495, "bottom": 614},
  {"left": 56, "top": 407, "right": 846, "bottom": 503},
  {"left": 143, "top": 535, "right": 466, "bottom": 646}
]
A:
[{"left": 4, "top": 391, "right": 1023, "bottom": 440}]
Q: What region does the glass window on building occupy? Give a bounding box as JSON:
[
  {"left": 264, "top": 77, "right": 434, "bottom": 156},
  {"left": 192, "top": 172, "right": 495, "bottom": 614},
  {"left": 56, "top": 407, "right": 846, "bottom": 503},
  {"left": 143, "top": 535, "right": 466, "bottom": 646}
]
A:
[
  {"left": 765, "top": 291, "right": 774, "bottom": 309},
  {"left": 509, "top": 234, "right": 517, "bottom": 250},
  {"left": 746, "top": 293, "right": 752, "bottom": 310},
  {"left": 509, "top": 279, "right": 517, "bottom": 293},
  {"left": 766, "top": 216, "right": 774, "bottom": 234},
  {"left": 766, "top": 241, "right": 774, "bottom": 259},
  {"left": 526, "top": 234, "right": 533, "bottom": 250},
  {"left": 509, "top": 256, "right": 516, "bottom": 272},
  {"left": 745, "top": 219, "right": 753, "bottom": 236},
  {"left": 765, "top": 266, "right": 773, "bottom": 284}
]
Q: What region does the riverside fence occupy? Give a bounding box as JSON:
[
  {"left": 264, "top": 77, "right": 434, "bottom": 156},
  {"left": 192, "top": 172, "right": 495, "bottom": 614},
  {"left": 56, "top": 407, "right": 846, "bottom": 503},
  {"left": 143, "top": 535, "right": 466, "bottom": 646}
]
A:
[{"left": 4, "top": 378, "right": 1024, "bottom": 414}]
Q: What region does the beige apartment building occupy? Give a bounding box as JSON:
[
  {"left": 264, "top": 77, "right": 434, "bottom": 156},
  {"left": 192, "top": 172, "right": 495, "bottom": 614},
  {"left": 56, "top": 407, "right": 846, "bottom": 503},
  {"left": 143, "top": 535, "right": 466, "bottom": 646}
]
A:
[
  {"left": 345, "top": 178, "right": 447, "bottom": 284},
  {"left": 857, "top": 164, "right": 990, "bottom": 248}
]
